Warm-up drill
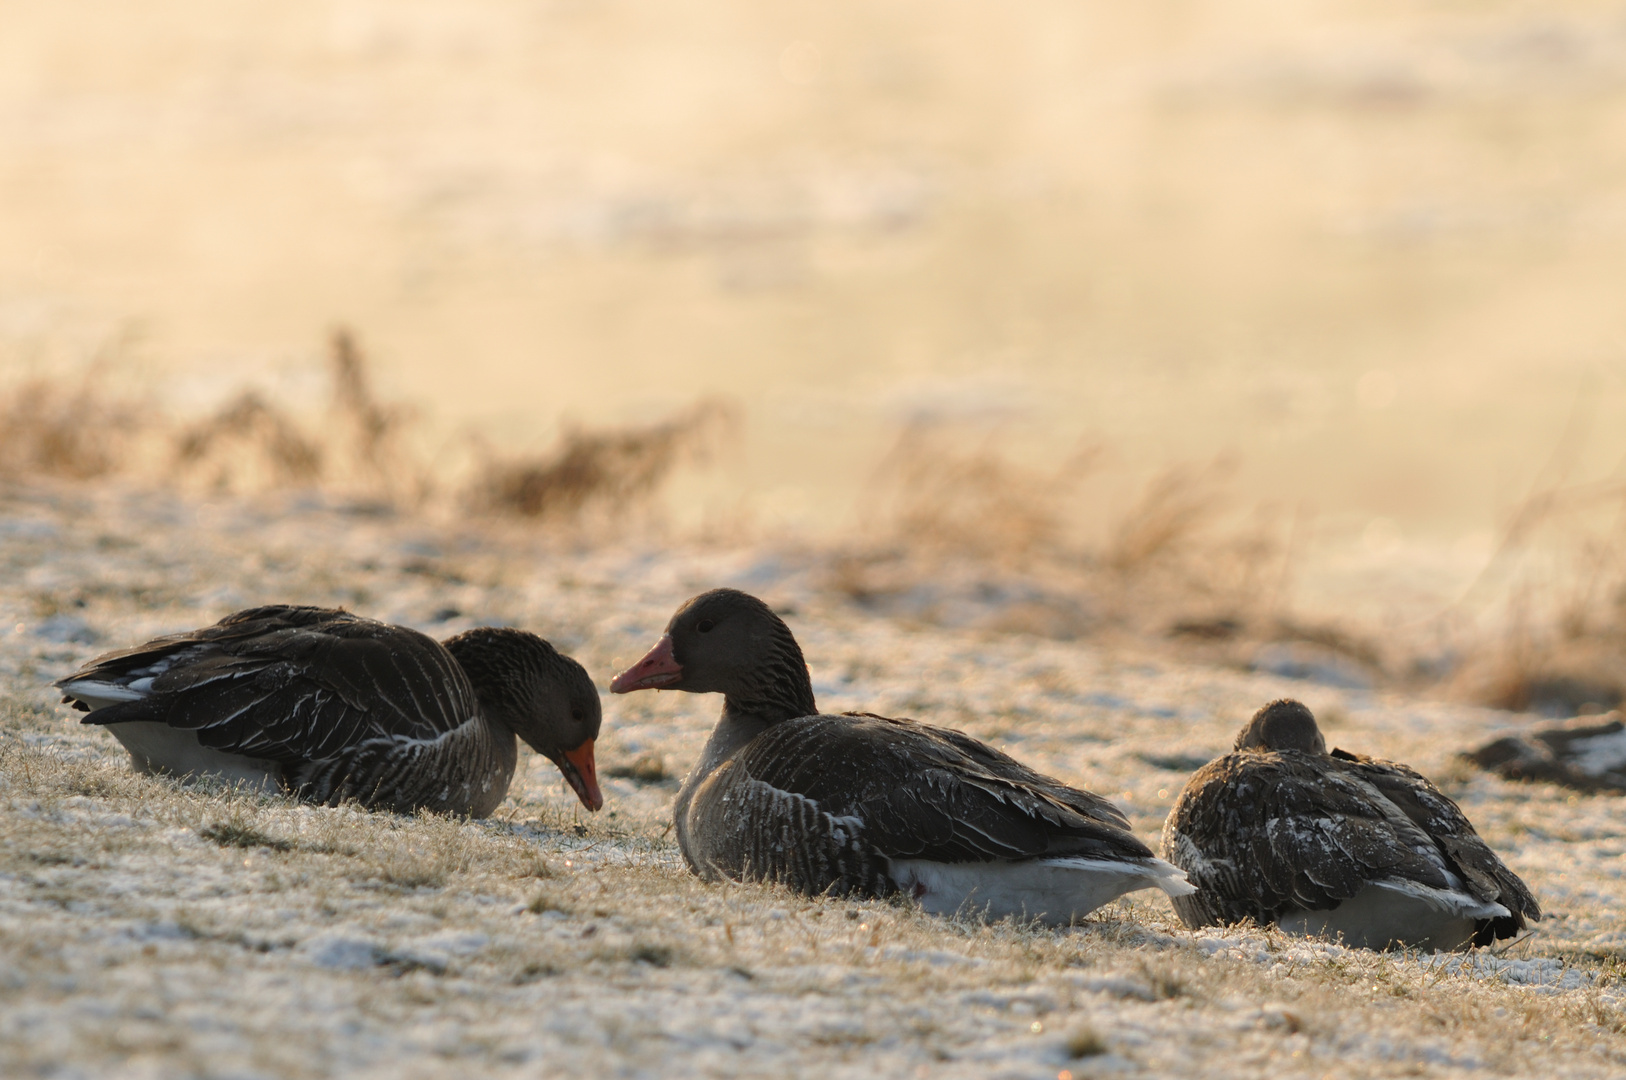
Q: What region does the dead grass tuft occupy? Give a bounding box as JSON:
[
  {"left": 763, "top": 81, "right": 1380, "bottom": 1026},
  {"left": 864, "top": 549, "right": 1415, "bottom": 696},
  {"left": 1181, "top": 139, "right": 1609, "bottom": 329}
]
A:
[
  {"left": 173, "top": 390, "right": 325, "bottom": 490},
  {"left": 172, "top": 327, "right": 427, "bottom": 501},
  {"left": 470, "top": 397, "right": 738, "bottom": 523},
  {"left": 828, "top": 425, "right": 1287, "bottom": 648},
  {"left": 1106, "top": 458, "right": 1234, "bottom": 574},
  {"left": 866, "top": 421, "right": 1102, "bottom": 560},
  {"left": 325, "top": 327, "right": 431, "bottom": 505},
  {"left": 199, "top": 819, "right": 294, "bottom": 852},
  {"left": 0, "top": 370, "right": 146, "bottom": 480}
]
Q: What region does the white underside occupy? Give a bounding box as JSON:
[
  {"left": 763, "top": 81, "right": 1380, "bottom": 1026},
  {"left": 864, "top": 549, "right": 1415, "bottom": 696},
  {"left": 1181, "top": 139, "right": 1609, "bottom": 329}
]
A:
[
  {"left": 60, "top": 680, "right": 147, "bottom": 708},
  {"left": 1278, "top": 879, "right": 1511, "bottom": 951},
  {"left": 104, "top": 721, "right": 282, "bottom": 793},
  {"left": 64, "top": 682, "right": 284, "bottom": 792},
  {"left": 888, "top": 856, "right": 1195, "bottom": 927}
]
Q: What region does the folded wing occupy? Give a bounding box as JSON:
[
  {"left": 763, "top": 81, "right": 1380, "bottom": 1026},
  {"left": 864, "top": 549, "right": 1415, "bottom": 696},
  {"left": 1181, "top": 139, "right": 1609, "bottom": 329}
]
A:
[{"left": 57, "top": 605, "right": 475, "bottom": 765}]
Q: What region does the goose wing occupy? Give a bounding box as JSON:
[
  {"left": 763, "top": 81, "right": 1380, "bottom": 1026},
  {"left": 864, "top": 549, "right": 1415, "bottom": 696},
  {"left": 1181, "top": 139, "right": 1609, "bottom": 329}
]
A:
[
  {"left": 732, "top": 712, "right": 1150, "bottom": 864},
  {"left": 57, "top": 605, "right": 475, "bottom": 763},
  {"left": 1162, "top": 750, "right": 1492, "bottom": 928},
  {"left": 1336, "top": 750, "right": 1540, "bottom": 926}
]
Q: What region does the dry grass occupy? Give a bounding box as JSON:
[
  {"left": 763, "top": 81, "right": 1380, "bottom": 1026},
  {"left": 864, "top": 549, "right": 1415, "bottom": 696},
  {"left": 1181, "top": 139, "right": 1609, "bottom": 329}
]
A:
[
  {"left": 1443, "top": 457, "right": 1626, "bottom": 716},
  {"left": 4, "top": 709, "right": 1624, "bottom": 1078},
  {"left": 2, "top": 483, "right": 1625, "bottom": 1077},
  {"left": 0, "top": 369, "right": 146, "bottom": 480},
  {"left": 173, "top": 389, "right": 326, "bottom": 490},
  {"left": 1105, "top": 458, "right": 1236, "bottom": 575},
  {"left": 468, "top": 397, "right": 738, "bottom": 524},
  {"left": 865, "top": 421, "right": 1103, "bottom": 561},
  {"left": 828, "top": 423, "right": 1294, "bottom": 651},
  {"left": 1, "top": 333, "right": 731, "bottom": 527},
  {"left": 171, "top": 327, "right": 426, "bottom": 502}
]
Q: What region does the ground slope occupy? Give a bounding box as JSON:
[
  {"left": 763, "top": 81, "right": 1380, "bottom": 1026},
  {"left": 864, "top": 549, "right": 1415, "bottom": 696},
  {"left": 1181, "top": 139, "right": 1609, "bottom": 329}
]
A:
[{"left": 2, "top": 481, "right": 1624, "bottom": 1079}]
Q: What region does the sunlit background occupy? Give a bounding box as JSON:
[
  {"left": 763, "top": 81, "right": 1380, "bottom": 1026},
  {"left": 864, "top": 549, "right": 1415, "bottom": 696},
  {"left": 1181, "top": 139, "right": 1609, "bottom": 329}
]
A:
[{"left": 6, "top": 1, "right": 1626, "bottom": 620}]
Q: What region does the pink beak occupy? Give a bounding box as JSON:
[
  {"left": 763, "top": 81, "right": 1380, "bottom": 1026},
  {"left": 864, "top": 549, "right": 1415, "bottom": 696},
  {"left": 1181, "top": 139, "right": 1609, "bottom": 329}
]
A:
[{"left": 610, "top": 634, "right": 683, "bottom": 693}]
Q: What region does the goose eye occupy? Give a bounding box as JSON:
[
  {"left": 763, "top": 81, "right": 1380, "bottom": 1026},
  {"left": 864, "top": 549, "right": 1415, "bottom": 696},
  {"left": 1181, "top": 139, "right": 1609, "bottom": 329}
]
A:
[
  {"left": 570, "top": 709, "right": 583, "bottom": 722},
  {"left": 696, "top": 619, "right": 715, "bottom": 634}
]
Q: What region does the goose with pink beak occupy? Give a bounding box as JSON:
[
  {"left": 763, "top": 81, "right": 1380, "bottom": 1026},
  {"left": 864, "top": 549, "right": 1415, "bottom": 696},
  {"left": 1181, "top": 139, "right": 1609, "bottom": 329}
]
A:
[{"left": 611, "top": 588, "right": 1193, "bottom": 924}]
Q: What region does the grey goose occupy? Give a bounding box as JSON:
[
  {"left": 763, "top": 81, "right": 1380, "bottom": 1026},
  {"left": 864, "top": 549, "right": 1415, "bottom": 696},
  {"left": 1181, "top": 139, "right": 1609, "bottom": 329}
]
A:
[
  {"left": 1162, "top": 699, "right": 1538, "bottom": 950},
  {"left": 609, "top": 588, "right": 1193, "bottom": 924},
  {"left": 56, "top": 605, "right": 603, "bottom": 817}
]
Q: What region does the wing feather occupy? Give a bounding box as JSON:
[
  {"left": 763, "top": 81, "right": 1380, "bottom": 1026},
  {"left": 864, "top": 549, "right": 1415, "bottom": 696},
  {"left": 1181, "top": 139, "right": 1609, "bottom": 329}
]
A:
[
  {"left": 56, "top": 605, "right": 475, "bottom": 765},
  {"left": 732, "top": 713, "right": 1150, "bottom": 867},
  {"left": 1162, "top": 749, "right": 1540, "bottom": 933}
]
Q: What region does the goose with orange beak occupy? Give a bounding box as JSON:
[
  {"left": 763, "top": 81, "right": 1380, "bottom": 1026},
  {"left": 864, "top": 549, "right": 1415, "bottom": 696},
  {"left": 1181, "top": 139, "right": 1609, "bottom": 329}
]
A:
[{"left": 59, "top": 605, "right": 603, "bottom": 818}]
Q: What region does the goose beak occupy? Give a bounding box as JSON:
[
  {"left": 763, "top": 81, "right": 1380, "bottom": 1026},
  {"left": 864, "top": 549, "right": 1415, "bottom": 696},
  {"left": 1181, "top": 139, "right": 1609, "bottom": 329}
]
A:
[
  {"left": 610, "top": 634, "right": 682, "bottom": 693},
  {"left": 558, "top": 739, "right": 604, "bottom": 811}
]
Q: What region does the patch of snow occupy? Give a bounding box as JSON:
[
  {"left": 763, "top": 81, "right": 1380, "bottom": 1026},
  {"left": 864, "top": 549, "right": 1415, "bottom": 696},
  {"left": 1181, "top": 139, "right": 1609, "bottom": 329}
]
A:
[
  {"left": 302, "top": 934, "right": 385, "bottom": 971},
  {"left": 1251, "top": 641, "right": 1373, "bottom": 689}
]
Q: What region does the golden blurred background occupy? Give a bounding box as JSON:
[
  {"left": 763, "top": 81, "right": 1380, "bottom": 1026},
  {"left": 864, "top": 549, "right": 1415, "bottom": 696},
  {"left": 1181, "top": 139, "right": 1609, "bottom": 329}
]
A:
[{"left": 4, "top": 1, "right": 1626, "bottom": 588}]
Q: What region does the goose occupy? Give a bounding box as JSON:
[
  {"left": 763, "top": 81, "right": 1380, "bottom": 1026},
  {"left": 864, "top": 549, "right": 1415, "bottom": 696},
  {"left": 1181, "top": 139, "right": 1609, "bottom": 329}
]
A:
[
  {"left": 1162, "top": 699, "right": 1538, "bottom": 950},
  {"left": 609, "top": 588, "right": 1193, "bottom": 924},
  {"left": 56, "top": 604, "right": 603, "bottom": 817}
]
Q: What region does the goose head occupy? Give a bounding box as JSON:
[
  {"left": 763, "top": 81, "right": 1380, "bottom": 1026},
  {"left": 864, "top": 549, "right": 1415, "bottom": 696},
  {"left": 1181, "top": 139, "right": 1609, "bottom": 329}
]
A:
[
  {"left": 610, "top": 588, "right": 817, "bottom": 722},
  {"left": 1234, "top": 698, "right": 1327, "bottom": 755},
  {"left": 443, "top": 627, "right": 604, "bottom": 810}
]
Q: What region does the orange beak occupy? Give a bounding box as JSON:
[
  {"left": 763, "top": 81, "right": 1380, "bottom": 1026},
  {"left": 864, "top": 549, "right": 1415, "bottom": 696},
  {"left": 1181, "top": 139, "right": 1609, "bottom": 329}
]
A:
[{"left": 559, "top": 739, "right": 604, "bottom": 811}]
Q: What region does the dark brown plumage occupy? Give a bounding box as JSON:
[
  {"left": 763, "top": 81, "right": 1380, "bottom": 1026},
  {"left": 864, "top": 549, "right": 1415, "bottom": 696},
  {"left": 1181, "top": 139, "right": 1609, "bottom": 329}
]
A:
[
  {"left": 1162, "top": 699, "right": 1539, "bottom": 949},
  {"left": 56, "top": 605, "right": 603, "bottom": 817},
  {"left": 610, "top": 588, "right": 1192, "bottom": 923}
]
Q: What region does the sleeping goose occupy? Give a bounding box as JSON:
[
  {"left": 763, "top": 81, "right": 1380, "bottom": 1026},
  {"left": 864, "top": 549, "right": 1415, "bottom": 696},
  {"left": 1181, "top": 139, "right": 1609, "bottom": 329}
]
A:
[
  {"left": 56, "top": 604, "right": 603, "bottom": 817},
  {"left": 609, "top": 588, "right": 1194, "bottom": 924},
  {"left": 1162, "top": 699, "right": 1538, "bottom": 950}
]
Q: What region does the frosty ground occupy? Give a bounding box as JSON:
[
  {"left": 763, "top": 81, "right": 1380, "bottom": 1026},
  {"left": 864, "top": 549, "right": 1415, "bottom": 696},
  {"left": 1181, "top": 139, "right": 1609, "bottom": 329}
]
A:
[{"left": 2, "top": 480, "right": 1625, "bottom": 1079}]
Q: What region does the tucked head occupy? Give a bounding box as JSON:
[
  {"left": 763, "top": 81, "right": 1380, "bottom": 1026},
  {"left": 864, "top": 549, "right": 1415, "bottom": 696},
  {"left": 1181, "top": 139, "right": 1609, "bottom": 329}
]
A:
[
  {"left": 443, "top": 627, "right": 603, "bottom": 810},
  {"left": 609, "top": 588, "right": 817, "bottom": 722},
  {"left": 1234, "top": 698, "right": 1326, "bottom": 754}
]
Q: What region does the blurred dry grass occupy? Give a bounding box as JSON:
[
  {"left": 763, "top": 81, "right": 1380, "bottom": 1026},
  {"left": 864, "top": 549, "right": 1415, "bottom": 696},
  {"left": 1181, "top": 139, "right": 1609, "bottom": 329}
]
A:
[
  {"left": 0, "top": 369, "right": 146, "bottom": 481},
  {"left": 831, "top": 422, "right": 1295, "bottom": 646},
  {"left": 866, "top": 422, "right": 1103, "bottom": 561},
  {"left": 171, "top": 328, "right": 429, "bottom": 503},
  {"left": 0, "top": 334, "right": 730, "bottom": 527},
  {"left": 1442, "top": 450, "right": 1626, "bottom": 716},
  {"left": 469, "top": 397, "right": 738, "bottom": 524},
  {"left": 8, "top": 349, "right": 1626, "bottom": 715}
]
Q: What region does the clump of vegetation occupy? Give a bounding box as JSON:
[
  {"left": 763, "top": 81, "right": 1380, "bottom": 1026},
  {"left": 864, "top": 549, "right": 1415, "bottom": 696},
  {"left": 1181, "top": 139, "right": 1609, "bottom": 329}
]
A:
[
  {"left": 173, "top": 390, "right": 325, "bottom": 491},
  {"left": 865, "top": 421, "right": 1102, "bottom": 561},
  {"left": 1445, "top": 457, "right": 1626, "bottom": 717},
  {"left": 1105, "top": 459, "right": 1232, "bottom": 574},
  {"left": 1064, "top": 1023, "right": 1108, "bottom": 1058},
  {"left": 2, "top": 328, "right": 731, "bottom": 527},
  {"left": 0, "top": 370, "right": 146, "bottom": 480},
  {"left": 468, "top": 397, "right": 737, "bottom": 523},
  {"left": 200, "top": 819, "right": 295, "bottom": 852},
  {"left": 172, "top": 327, "right": 428, "bottom": 502},
  {"left": 829, "top": 421, "right": 1289, "bottom": 647},
  {"left": 606, "top": 753, "right": 669, "bottom": 783}
]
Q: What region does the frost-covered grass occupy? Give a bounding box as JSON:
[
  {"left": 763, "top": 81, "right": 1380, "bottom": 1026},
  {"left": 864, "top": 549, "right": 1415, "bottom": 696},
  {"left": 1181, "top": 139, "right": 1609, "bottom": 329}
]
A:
[{"left": 4, "top": 479, "right": 1626, "bottom": 1078}]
